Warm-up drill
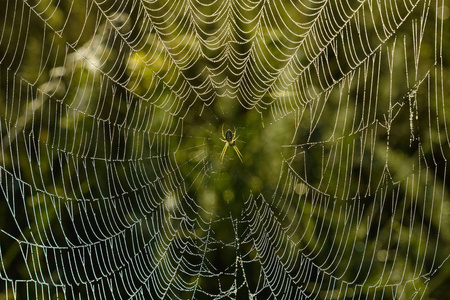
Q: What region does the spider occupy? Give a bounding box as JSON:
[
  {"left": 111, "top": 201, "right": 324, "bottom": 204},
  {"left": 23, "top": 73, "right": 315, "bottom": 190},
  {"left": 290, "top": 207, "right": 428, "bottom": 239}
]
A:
[{"left": 220, "top": 125, "right": 243, "bottom": 163}]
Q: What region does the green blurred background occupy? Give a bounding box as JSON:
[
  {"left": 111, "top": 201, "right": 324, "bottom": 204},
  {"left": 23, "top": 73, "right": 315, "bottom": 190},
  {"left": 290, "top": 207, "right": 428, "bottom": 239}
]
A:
[{"left": 1, "top": 0, "right": 450, "bottom": 299}]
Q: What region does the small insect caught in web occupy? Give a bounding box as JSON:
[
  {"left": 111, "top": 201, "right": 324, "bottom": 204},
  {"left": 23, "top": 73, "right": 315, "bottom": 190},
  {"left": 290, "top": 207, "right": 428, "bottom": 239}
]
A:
[{"left": 220, "top": 125, "right": 243, "bottom": 163}]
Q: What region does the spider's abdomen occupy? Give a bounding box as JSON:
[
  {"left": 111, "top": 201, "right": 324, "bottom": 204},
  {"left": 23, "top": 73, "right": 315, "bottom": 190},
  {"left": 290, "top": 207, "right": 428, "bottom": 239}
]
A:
[{"left": 225, "top": 129, "right": 233, "bottom": 142}]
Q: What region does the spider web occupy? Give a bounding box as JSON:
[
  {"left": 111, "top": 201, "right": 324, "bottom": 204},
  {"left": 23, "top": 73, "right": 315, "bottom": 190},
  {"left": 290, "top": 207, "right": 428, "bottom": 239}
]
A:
[{"left": 1, "top": 0, "right": 449, "bottom": 299}]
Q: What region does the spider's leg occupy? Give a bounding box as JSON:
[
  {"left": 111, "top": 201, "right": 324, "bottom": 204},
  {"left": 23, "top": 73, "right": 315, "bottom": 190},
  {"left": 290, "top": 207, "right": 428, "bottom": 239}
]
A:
[
  {"left": 220, "top": 144, "right": 228, "bottom": 163},
  {"left": 232, "top": 145, "right": 243, "bottom": 162},
  {"left": 233, "top": 126, "right": 236, "bottom": 138},
  {"left": 221, "top": 124, "right": 226, "bottom": 140}
]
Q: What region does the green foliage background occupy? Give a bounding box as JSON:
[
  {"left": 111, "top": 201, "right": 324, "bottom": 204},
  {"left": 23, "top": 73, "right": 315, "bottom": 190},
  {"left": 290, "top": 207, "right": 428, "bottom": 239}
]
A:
[{"left": 1, "top": 0, "right": 450, "bottom": 299}]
